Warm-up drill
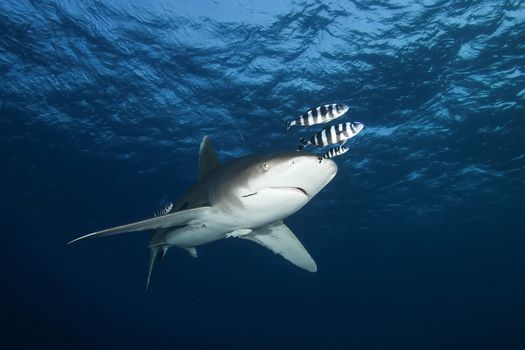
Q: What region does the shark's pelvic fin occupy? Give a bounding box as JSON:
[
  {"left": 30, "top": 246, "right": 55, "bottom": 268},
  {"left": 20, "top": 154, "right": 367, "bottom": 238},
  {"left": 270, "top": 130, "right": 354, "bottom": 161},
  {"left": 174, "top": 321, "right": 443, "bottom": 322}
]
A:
[
  {"left": 160, "top": 245, "right": 169, "bottom": 259},
  {"left": 199, "top": 135, "right": 220, "bottom": 180},
  {"left": 183, "top": 247, "right": 198, "bottom": 258},
  {"left": 240, "top": 221, "right": 317, "bottom": 273},
  {"left": 68, "top": 207, "right": 212, "bottom": 244}
]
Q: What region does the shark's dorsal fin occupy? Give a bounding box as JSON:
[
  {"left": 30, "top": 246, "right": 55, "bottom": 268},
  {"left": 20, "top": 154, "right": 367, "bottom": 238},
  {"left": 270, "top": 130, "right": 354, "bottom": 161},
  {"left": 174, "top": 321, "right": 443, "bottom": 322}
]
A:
[
  {"left": 199, "top": 135, "right": 220, "bottom": 179},
  {"left": 240, "top": 221, "right": 317, "bottom": 273}
]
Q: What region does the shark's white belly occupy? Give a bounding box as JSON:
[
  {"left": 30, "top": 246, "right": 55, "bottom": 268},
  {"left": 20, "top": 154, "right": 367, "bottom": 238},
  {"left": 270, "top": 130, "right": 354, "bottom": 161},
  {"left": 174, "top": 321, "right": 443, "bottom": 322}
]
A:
[
  {"left": 164, "top": 187, "right": 310, "bottom": 248},
  {"left": 164, "top": 225, "right": 229, "bottom": 247}
]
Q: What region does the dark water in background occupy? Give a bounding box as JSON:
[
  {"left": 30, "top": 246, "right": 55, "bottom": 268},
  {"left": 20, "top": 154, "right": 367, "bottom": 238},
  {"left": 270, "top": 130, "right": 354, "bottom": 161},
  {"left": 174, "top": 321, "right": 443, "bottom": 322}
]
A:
[{"left": 1, "top": 0, "right": 525, "bottom": 348}]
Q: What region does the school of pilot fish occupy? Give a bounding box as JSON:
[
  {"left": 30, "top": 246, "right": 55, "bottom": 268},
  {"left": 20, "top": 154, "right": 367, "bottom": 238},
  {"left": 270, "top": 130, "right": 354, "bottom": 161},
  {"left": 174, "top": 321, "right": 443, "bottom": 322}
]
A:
[{"left": 285, "top": 103, "right": 364, "bottom": 162}]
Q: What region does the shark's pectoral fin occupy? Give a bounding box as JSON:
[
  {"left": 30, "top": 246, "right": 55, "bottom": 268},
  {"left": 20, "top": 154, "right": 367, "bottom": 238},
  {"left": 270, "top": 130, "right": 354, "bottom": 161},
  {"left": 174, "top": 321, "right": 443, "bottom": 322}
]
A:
[
  {"left": 68, "top": 207, "right": 213, "bottom": 244},
  {"left": 240, "top": 222, "right": 317, "bottom": 273}
]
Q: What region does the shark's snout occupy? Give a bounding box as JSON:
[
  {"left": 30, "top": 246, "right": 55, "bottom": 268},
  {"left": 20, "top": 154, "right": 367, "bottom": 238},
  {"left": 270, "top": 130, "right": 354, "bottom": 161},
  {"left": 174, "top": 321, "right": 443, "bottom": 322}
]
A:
[
  {"left": 321, "top": 157, "right": 338, "bottom": 176},
  {"left": 296, "top": 153, "right": 338, "bottom": 177},
  {"left": 282, "top": 153, "right": 337, "bottom": 199}
]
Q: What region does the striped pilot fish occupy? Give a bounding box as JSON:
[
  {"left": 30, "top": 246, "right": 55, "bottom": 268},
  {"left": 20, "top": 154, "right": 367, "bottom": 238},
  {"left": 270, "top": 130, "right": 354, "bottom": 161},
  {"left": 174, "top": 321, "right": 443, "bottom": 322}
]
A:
[
  {"left": 318, "top": 144, "right": 349, "bottom": 163},
  {"left": 154, "top": 202, "right": 173, "bottom": 217},
  {"left": 286, "top": 103, "right": 349, "bottom": 130},
  {"left": 297, "top": 121, "right": 364, "bottom": 150}
]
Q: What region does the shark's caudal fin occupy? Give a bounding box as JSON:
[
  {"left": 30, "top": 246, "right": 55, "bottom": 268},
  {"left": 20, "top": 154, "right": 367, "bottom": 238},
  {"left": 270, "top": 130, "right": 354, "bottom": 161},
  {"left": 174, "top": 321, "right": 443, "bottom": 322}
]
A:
[
  {"left": 145, "top": 243, "right": 197, "bottom": 290},
  {"left": 240, "top": 221, "right": 317, "bottom": 272},
  {"left": 145, "top": 244, "right": 169, "bottom": 291},
  {"left": 199, "top": 135, "right": 220, "bottom": 179},
  {"left": 146, "top": 246, "right": 159, "bottom": 291},
  {"left": 68, "top": 206, "right": 212, "bottom": 244}
]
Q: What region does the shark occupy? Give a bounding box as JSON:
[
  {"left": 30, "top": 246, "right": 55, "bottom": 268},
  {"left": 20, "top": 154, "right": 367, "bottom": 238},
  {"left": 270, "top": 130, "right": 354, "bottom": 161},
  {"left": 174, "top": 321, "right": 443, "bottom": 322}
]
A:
[{"left": 69, "top": 136, "right": 338, "bottom": 289}]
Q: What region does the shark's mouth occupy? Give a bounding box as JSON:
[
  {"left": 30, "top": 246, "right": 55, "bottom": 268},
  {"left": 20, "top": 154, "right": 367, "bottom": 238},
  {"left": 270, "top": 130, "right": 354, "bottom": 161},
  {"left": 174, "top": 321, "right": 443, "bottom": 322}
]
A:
[
  {"left": 289, "top": 187, "right": 309, "bottom": 197},
  {"left": 242, "top": 187, "right": 309, "bottom": 198}
]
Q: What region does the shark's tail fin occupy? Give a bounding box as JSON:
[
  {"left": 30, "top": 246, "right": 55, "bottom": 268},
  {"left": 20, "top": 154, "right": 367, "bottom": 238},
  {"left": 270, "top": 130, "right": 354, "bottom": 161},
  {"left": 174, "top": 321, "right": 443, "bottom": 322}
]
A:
[
  {"left": 285, "top": 120, "right": 293, "bottom": 131},
  {"left": 297, "top": 138, "right": 308, "bottom": 151},
  {"left": 146, "top": 244, "right": 168, "bottom": 291}
]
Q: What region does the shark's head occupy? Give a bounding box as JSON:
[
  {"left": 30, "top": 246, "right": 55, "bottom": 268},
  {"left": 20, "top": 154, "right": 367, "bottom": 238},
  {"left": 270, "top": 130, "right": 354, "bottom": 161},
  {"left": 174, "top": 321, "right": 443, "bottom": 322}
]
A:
[
  {"left": 240, "top": 151, "right": 337, "bottom": 198},
  {"left": 219, "top": 151, "right": 337, "bottom": 225}
]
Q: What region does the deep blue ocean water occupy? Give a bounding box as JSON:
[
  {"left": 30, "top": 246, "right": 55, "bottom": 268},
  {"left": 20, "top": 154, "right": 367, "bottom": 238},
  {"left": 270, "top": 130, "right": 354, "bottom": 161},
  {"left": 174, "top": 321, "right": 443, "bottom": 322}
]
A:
[{"left": 1, "top": 0, "right": 525, "bottom": 348}]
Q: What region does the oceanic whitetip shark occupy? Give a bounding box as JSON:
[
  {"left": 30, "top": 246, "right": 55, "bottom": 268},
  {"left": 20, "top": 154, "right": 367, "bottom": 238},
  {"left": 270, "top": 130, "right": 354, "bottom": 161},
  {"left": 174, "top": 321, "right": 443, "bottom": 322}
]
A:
[{"left": 69, "top": 136, "right": 338, "bottom": 289}]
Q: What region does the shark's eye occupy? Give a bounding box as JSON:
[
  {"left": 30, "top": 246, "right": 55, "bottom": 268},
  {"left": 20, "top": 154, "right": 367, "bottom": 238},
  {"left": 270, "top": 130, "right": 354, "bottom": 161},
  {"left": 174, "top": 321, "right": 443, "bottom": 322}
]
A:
[{"left": 262, "top": 162, "right": 269, "bottom": 171}]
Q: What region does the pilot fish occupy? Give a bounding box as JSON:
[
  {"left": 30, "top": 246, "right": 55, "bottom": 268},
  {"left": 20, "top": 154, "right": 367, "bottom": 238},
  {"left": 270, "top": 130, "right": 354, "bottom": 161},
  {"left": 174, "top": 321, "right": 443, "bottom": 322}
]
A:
[
  {"left": 154, "top": 202, "right": 173, "bottom": 217},
  {"left": 318, "top": 144, "right": 350, "bottom": 162},
  {"left": 286, "top": 103, "right": 349, "bottom": 130},
  {"left": 297, "top": 121, "right": 364, "bottom": 150}
]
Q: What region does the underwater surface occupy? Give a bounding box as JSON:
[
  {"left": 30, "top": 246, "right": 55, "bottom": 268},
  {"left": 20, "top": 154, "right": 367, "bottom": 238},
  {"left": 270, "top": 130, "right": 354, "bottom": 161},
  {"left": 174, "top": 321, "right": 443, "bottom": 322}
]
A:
[{"left": 1, "top": 0, "right": 525, "bottom": 348}]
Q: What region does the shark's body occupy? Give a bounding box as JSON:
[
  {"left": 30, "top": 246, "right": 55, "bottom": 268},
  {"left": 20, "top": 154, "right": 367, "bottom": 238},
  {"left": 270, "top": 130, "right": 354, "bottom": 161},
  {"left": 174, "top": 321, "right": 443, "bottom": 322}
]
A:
[{"left": 70, "top": 136, "right": 337, "bottom": 289}]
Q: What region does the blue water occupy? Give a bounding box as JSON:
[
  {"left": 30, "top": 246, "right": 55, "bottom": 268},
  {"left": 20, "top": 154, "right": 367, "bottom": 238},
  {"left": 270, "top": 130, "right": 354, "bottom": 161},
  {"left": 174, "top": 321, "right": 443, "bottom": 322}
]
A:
[{"left": 2, "top": 0, "right": 525, "bottom": 348}]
